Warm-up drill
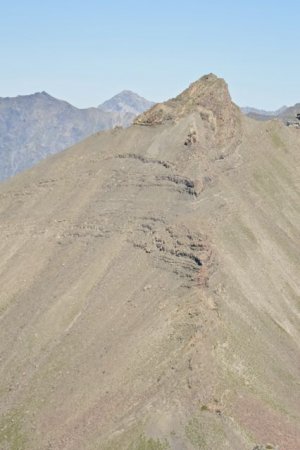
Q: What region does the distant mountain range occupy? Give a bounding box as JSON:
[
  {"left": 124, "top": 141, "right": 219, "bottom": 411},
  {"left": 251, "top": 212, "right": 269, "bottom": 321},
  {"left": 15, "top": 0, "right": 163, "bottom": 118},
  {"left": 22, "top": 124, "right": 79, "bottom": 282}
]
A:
[
  {"left": 241, "top": 104, "right": 300, "bottom": 122},
  {"left": 1, "top": 86, "right": 299, "bottom": 182},
  {"left": 0, "top": 90, "right": 154, "bottom": 181},
  {"left": 241, "top": 106, "right": 288, "bottom": 117},
  {"left": 98, "top": 90, "right": 154, "bottom": 115}
]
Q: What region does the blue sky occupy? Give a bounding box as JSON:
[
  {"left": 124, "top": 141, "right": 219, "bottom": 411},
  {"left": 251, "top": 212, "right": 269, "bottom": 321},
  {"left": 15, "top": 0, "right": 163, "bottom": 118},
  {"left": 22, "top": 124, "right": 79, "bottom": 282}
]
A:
[{"left": 0, "top": 1, "right": 299, "bottom": 109}]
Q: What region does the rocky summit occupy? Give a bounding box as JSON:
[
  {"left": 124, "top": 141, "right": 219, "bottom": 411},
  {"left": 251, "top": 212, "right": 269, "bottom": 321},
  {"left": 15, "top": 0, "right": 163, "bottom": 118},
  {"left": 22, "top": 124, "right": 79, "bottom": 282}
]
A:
[{"left": 0, "top": 74, "right": 299, "bottom": 450}]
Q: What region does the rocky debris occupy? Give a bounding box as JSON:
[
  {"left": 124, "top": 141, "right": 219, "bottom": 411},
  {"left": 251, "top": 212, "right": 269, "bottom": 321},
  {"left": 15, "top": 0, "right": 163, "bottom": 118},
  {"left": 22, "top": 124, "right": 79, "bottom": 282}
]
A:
[
  {"left": 116, "top": 153, "right": 173, "bottom": 169},
  {"left": 252, "top": 445, "right": 278, "bottom": 450},
  {"left": 156, "top": 174, "right": 198, "bottom": 196},
  {"left": 131, "top": 221, "right": 212, "bottom": 285},
  {"left": 114, "top": 153, "right": 204, "bottom": 197},
  {"left": 184, "top": 129, "right": 198, "bottom": 146},
  {"left": 286, "top": 120, "right": 300, "bottom": 128}
]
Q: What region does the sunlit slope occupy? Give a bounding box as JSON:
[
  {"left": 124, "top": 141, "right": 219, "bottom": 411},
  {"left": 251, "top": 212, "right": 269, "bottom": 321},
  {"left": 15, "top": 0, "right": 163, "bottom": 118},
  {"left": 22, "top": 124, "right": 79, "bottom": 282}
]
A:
[{"left": 0, "top": 75, "right": 299, "bottom": 450}]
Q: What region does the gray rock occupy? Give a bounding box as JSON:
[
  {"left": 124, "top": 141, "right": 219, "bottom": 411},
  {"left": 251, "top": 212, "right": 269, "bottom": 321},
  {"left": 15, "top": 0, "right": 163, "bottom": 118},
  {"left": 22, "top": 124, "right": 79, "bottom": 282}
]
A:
[
  {"left": 0, "top": 91, "right": 154, "bottom": 181},
  {"left": 98, "top": 90, "right": 154, "bottom": 115}
]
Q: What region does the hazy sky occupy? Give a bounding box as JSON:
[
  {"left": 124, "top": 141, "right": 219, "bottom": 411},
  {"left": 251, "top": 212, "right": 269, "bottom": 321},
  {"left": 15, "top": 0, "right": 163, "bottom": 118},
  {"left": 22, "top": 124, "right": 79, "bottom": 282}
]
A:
[{"left": 1, "top": 1, "right": 299, "bottom": 109}]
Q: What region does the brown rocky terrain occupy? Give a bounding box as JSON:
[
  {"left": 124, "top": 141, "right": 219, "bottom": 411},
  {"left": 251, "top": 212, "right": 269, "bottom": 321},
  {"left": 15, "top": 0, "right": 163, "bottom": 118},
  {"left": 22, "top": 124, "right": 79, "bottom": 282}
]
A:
[{"left": 0, "top": 74, "right": 299, "bottom": 450}]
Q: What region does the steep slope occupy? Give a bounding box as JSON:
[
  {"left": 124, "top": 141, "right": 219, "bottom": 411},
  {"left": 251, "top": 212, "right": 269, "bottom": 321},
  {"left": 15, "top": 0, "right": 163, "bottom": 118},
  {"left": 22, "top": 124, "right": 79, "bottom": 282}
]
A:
[
  {"left": 0, "top": 91, "right": 153, "bottom": 181},
  {"left": 0, "top": 74, "right": 299, "bottom": 450}
]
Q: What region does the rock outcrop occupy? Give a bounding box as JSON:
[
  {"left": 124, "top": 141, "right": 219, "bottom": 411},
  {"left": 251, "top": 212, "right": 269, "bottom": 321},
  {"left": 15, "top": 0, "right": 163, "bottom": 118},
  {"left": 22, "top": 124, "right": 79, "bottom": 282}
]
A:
[{"left": 135, "top": 73, "right": 241, "bottom": 149}]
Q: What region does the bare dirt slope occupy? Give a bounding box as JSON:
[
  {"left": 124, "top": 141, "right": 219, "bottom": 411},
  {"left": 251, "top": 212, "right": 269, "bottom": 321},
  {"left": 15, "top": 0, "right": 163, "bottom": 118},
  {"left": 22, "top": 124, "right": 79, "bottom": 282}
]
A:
[{"left": 0, "top": 74, "right": 299, "bottom": 450}]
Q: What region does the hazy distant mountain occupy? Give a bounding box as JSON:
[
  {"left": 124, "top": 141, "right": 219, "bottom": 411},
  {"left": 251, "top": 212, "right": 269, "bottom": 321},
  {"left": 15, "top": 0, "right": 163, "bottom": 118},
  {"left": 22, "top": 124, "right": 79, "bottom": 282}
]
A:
[
  {"left": 241, "top": 106, "right": 288, "bottom": 117},
  {"left": 278, "top": 103, "right": 300, "bottom": 121},
  {"left": 0, "top": 90, "right": 154, "bottom": 181},
  {"left": 98, "top": 90, "right": 155, "bottom": 115},
  {"left": 240, "top": 105, "right": 299, "bottom": 122}
]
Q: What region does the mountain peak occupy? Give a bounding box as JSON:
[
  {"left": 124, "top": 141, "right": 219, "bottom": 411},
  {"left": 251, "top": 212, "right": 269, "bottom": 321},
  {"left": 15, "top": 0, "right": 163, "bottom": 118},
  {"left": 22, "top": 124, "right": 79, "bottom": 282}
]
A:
[
  {"left": 32, "top": 91, "right": 52, "bottom": 98},
  {"left": 134, "top": 74, "right": 234, "bottom": 125},
  {"left": 179, "top": 73, "right": 228, "bottom": 101},
  {"left": 134, "top": 74, "right": 241, "bottom": 148},
  {"left": 117, "top": 89, "right": 140, "bottom": 96},
  {"left": 98, "top": 90, "right": 154, "bottom": 115}
]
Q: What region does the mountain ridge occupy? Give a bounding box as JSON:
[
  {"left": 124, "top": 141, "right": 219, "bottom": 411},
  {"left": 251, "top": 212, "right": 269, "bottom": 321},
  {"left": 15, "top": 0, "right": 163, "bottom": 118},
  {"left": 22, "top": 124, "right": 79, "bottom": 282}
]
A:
[
  {"left": 241, "top": 103, "right": 300, "bottom": 122},
  {"left": 0, "top": 90, "right": 154, "bottom": 181},
  {"left": 0, "top": 74, "right": 299, "bottom": 449},
  {"left": 241, "top": 105, "right": 288, "bottom": 117}
]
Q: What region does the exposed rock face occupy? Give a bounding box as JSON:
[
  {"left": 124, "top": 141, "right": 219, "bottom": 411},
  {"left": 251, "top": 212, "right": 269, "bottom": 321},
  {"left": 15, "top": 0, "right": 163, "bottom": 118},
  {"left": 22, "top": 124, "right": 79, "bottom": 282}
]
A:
[
  {"left": 135, "top": 73, "right": 241, "bottom": 149},
  {"left": 0, "top": 75, "right": 299, "bottom": 450},
  {"left": 252, "top": 445, "right": 278, "bottom": 450}
]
